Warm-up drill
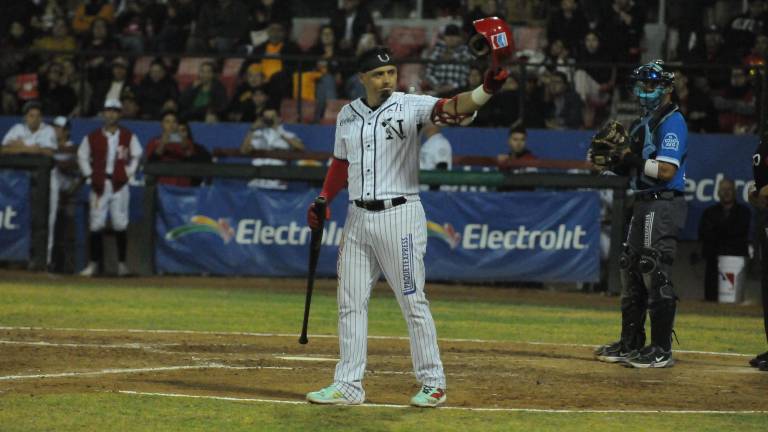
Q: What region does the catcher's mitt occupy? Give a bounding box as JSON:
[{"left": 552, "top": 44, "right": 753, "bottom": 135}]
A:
[{"left": 589, "top": 120, "right": 629, "bottom": 171}]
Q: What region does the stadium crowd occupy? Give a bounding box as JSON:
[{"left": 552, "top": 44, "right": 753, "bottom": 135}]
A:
[{"left": 0, "top": 0, "right": 764, "bottom": 133}]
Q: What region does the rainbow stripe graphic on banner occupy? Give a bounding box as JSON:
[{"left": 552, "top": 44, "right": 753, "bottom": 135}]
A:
[
  {"left": 165, "top": 215, "right": 235, "bottom": 243},
  {"left": 426, "top": 221, "right": 461, "bottom": 249}
]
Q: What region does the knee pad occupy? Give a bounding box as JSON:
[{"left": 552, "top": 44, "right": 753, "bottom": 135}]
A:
[{"left": 639, "top": 248, "right": 677, "bottom": 304}]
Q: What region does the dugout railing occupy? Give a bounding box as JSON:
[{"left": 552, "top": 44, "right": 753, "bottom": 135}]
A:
[{"left": 141, "top": 161, "right": 629, "bottom": 293}]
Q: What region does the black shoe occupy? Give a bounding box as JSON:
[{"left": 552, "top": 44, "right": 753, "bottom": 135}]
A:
[
  {"left": 749, "top": 351, "right": 768, "bottom": 368},
  {"left": 595, "top": 341, "right": 635, "bottom": 363},
  {"left": 759, "top": 360, "right": 768, "bottom": 371},
  {"left": 626, "top": 345, "right": 674, "bottom": 368}
]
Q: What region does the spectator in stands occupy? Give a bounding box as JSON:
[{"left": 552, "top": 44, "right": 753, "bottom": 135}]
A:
[
  {"left": 60, "top": 58, "right": 93, "bottom": 117},
  {"left": 714, "top": 67, "right": 757, "bottom": 134},
  {"left": 699, "top": 178, "right": 751, "bottom": 301},
  {"left": 473, "top": 67, "right": 522, "bottom": 128},
  {"left": 179, "top": 61, "right": 228, "bottom": 122},
  {"left": 246, "top": 21, "right": 301, "bottom": 108},
  {"left": 77, "top": 98, "right": 142, "bottom": 277},
  {"left": 497, "top": 126, "right": 536, "bottom": 169},
  {"left": 239, "top": 108, "right": 304, "bottom": 189},
  {"left": 228, "top": 64, "right": 269, "bottom": 121},
  {"left": 120, "top": 92, "right": 141, "bottom": 119},
  {"left": 685, "top": 24, "right": 735, "bottom": 90},
  {"left": 1, "top": 101, "right": 56, "bottom": 156},
  {"left": 247, "top": 0, "right": 293, "bottom": 48},
  {"left": 1, "top": 21, "right": 36, "bottom": 100},
  {"left": 345, "top": 31, "right": 380, "bottom": 100},
  {"left": 39, "top": 0, "right": 67, "bottom": 32},
  {"left": 177, "top": 119, "right": 213, "bottom": 186},
  {"left": 32, "top": 17, "right": 77, "bottom": 58},
  {"left": 725, "top": 0, "right": 767, "bottom": 60},
  {"left": 137, "top": 59, "right": 180, "bottom": 120},
  {"left": 673, "top": 71, "right": 718, "bottom": 134},
  {"left": 419, "top": 124, "right": 452, "bottom": 171},
  {"left": 308, "top": 24, "right": 352, "bottom": 123},
  {"left": 463, "top": 0, "right": 505, "bottom": 37},
  {"left": 144, "top": 110, "right": 200, "bottom": 187},
  {"left": 425, "top": 24, "right": 474, "bottom": 97},
  {"left": 40, "top": 62, "right": 77, "bottom": 117},
  {"left": 540, "top": 38, "right": 576, "bottom": 82},
  {"left": 598, "top": 0, "right": 645, "bottom": 63},
  {"left": 155, "top": 0, "right": 198, "bottom": 52},
  {"left": 81, "top": 18, "right": 121, "bottom": 85},
  {"left": 114, "top": 0, "right": 149, "bottom": 53},
  {"left": 574, "top": 31, "right": 613, "bottom": 128},
  {"left": 93, "top": 57, "right": 137, "bottom": 116},
  {"left": 194, "top": 0, "right": 249, "bottom": 53},
  {"left": 73, "top": 0, "right": 115, "bottom": 35},
  {"left": 547, "top": 0, "right": 589, "bottom": 56},
  {"left": 330, "top": 0, "right": 376, "bottom": 51},
  {"left": 240, "top": 86, "right": 271, "bottom": 123},
  {"left": 543, "top": 71, "right": 584, "bottom": 130}
]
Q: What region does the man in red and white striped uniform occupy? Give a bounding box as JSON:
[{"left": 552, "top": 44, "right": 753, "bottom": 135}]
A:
[
  {"left": 77, "top": 99, "right": 142, "bottom": 277},
  {"left": 305, "top": 46, "right": 509, "bottom": 408}
]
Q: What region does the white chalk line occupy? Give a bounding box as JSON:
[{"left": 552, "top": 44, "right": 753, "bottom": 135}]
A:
[
  {"left": 0, "top": 363, "right": 292, "bottom": 381},
  {"left": 0, "top": 326, "right": 753, "bottom": 358},
  {"left": 116, "top": 390, "right": 768, "bottom": 415},
  {"left": 276, "top": 356, "right": 338, "bottom": 362}
]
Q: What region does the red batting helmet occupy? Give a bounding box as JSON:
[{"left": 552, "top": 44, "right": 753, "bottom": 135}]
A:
[{"left": 469, "top": 17, "right": 515, "bottom": 68}]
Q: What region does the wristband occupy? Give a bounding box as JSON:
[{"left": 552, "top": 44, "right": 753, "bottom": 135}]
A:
[
  {"left": 643, "top": 159, "right": 660, "bottom": 179},
  {"left": 470, "top": 85, "right": 492, "bottom": 105}
]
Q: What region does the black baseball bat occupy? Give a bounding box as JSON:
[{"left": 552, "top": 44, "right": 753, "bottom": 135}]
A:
[{"left": 299, "top": 196, "right": 327, "bottom": 344}]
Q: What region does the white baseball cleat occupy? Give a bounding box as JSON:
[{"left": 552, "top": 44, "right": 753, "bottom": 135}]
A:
[
  {"left": 79, "top": 262, "right": 98, "bottom": 277},
  {"left": 117, "top": 262, "right": 130, "bottom": 277}
]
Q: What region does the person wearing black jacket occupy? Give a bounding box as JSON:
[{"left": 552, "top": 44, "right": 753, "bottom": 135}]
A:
[
  {"left": 699, "top": 178, "right": 751, "bottom": 302},
  {"left": 747, "top": 136, "right": 768, "bottom": 371},
  {"left": 137, "top": 60, "right": 180, "bottom": 120}
]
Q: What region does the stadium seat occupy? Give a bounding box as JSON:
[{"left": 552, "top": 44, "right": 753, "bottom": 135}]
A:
[
  {"left": 132, "top": 56, "right": 154, "bottom": 84},
  {"left": 221, "top": 58, "right": 244, "bottom": 97},
  {"left": 397, "top": 63, "right": 425, "bottom": 92},
  {"left": 280, "top": 98, "right": 316, "bottom": 124},
  {"left": 320, "top": 99, "right": 350, "bottom": 125},
  {"left": 386, "top": 26, "right": 427, "bottom": 58},
  {"left": 176, "top": 57, "right": 213, "bottom": 91}
]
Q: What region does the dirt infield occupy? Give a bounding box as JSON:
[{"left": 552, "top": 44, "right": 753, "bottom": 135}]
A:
[{"left": 2, "top": 326, "right": 767, "bottom": 411}]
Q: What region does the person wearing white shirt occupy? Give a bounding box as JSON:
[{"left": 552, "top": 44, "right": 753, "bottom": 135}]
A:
[
  {"left": 77, "top": 98, "right": 142, "bottom": 277},
  {"left": 1, "top": 101, "right": 57, "bottom": 156},
  {"left": 239, "top": 109, "right": 304, "bottom": 189},
  {"left": 419, "top": 123, "right": 452, "bottom": 171}
]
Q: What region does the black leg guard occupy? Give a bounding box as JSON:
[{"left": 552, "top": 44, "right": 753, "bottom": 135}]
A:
[
  {"left": 639, "top": 247, "right": 678, "bottom": 351},
  {"left": 619, "top": 246, "right": 647, "bottom": 350},
  {"left": 89, "top": 231, "right": 103, "bottom": 264}
]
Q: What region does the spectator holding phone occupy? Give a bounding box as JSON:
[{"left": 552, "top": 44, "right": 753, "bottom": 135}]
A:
[{"left": 144, "top": 110, "right": 196, "bottom": 187}]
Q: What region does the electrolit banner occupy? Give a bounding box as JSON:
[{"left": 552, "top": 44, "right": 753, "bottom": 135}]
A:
[
  {"left": 156, "top": 185, "right": 601, "bottom": 282},
  {"left": 0, "top": 170, "right": 30, "bottom": 261}
]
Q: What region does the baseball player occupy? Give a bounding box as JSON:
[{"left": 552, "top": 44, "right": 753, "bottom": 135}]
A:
[
  {"left": 304, "top": 42, "right": 509, "bottom": 407},
  {"left": 77, "top": 99, "right": 142, "bottom": 277},
  {"left": 748, "top": 139, "right": 768, "bottom": 371},
  {"left": 593, "top": 60, "right": 688, "bottom": 368},
  {"left": 49, "top": 116, "right": 80, "bottom": 269}
]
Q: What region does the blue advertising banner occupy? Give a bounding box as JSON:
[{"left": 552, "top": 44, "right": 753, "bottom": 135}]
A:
[
  {"left": 0, "top": 170, "right": 30, "bottom": 261},
  {"left": 156, "top": 185, "right": 601, "bottom": 282}
]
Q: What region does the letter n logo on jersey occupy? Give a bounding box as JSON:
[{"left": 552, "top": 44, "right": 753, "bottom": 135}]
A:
[
  {"left": 491, "top": 32, "right": 508, "bottom": 49},
  {"left": 382, "top": 118, "right": 405, "bottom": 141}
]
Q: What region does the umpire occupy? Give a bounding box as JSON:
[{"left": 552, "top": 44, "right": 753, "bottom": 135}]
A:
[
  {"left": 593, "top": 60, "right": 688, "bottom": 368},
  {"left": 748, "top": 138, "right": 768, "bottom": 371}
]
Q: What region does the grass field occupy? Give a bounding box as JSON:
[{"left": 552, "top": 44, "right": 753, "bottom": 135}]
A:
[{"left": 1, "top": 272, "right": 767, "bottom": 431}]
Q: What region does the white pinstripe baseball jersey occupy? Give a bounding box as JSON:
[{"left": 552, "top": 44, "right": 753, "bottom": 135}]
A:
[{"left": 333, "top": 92, "right": 439, "bottom": 200}]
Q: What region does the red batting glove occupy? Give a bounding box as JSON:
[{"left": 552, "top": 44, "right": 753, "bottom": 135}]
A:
[
  {"left": 307, "top": 200, "right": 331, "bottom": 230},
  {"left": 483, "top": 67, "right": 509, "bottom": 94}
]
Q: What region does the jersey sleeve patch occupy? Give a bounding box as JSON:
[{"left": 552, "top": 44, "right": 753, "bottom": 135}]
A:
[{"left": 661, "top": 132, "right": 679, "bottom": 151}]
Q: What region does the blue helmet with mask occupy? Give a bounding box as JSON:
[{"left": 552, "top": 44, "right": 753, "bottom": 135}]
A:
[{"left": 630, "top": 60, "right": 674, "bottom": 111}]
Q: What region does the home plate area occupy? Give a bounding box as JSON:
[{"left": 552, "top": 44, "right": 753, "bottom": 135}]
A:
[{"left": 1, "top": 328, "right": 767, "bottom": 413}]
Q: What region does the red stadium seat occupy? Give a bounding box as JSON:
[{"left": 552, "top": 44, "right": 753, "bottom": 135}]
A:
[
  {"left": 132, "top": 56, "right": 154, "bottom": 84},
  {"left": 320, "top": 99, "right": 350, "bottom": 125},
  {"left": 397, "top": 63, "right": 425, "bottom": 92},
  {"left": 386, "top": 26, "right": 427, "bottom": 58},
  {"left": 221, "top": 58, "right": 244, "bottom": 97},
  {"left": 280, "top": 98, "right": 316, "bottom": 124},
  {"left": 176, "top": 57, "right": 213, "bottom": 91}
]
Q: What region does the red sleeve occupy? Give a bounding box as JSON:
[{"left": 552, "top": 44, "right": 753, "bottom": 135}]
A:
[
  {"left": 320, "top": 157, "right": 349, "bottom": 202},
  {"left": 145, "top": 138, "right": 159, "bottom": 160}
]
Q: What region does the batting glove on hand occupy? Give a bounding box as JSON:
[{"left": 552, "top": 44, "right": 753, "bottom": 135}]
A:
[
  {"left": 307, "top": 200, "right": 331, "bottom": 230},
  {"left": 483, "top": 67, "right": 509, "bottom": 94}
]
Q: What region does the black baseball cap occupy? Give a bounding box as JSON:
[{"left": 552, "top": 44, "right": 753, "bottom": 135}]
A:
[
  {"left": 22, "top": 100, "right": 42, "bottom": 114},
  {"left": 357, "top": 46, "right": 395, "bottom": 73}
]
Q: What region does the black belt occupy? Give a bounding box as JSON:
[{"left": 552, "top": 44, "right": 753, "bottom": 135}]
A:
[
  {"left": 353, "top": 196, "right": 407, "bottom": 211},
  {"left": 635, "top": 190, "right": 684, "bottom": 201},
  {"left": 106, "top": 173, "right": 113, "bottom": 179}
]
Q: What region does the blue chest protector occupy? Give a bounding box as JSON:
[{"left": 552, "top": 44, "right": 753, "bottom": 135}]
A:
[{"left": 628, "top": 103, "right": 688, "bottom": 192}]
